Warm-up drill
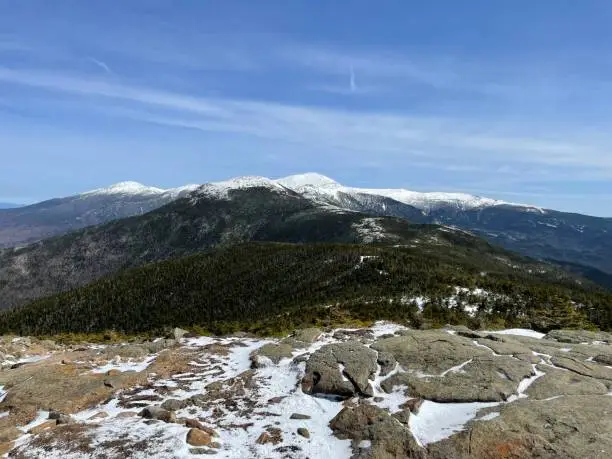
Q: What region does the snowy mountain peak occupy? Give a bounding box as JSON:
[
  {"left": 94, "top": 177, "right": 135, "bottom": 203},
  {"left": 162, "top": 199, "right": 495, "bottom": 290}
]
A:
[
  {"left": 195, "top": 175, "right": 288, "bottom": 199},
  {"left": 212, "top": 175, "right": 284, "bottom": 190},
  {"left": 78, "top": 174, "right": 540, "bottom": 213},
  {"left": 275, "top": 173, "right": 340, "bottom": 189},
  {"left": 84, "top": 181, "right": 165, "bottom": 196},
  {"left": 273, "top": 174, "right": 540, "bottom": 212}
]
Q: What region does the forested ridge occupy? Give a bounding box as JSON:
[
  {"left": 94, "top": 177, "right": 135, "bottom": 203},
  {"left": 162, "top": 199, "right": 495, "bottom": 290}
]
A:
[{"left": 1, "top": 242, "right": 609, "bottom": 337}]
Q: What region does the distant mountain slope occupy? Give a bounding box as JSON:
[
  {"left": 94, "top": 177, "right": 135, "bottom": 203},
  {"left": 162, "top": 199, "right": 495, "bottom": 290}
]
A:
[
  {"left": 0, "top": 182, "right": 198, "bottom": 248},
  {"left": 2, "top": 242, "right": 609, "bottom": 337},
  {"left": 0, "top": 183, "right": 481, "bottom": 310},
  {"left": 425, "top": 206, "right": 612, "bottom": 277},
  {"left": 2, "top": 173, "right": 611, "bottom": 277},
  {"left": 0, "top": 202, "right": 20, "bottom": 209},
  {"left": 275, "top": 174, "right": 612, "bottom": 275}
]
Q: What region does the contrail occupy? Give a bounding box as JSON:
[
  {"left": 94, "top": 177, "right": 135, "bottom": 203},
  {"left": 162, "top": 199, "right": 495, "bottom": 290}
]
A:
[
  {"left": 349, "top": 64, "right": 357, "bottom": 92},
  {"left": 87, "top": 57, "right": 112, "bottom": 74}
]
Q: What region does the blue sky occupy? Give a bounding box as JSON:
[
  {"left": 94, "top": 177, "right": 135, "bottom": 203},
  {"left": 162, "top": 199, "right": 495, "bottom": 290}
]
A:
[{"left": 1, "top": 1, "right": 611, "bottom": 216}]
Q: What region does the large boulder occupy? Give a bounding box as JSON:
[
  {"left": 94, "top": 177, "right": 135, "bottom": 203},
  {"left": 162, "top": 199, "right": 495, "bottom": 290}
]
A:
[
  {"left": 330, "top": 404, "right": 425, "bottom": 458},
  {"left": 302, "top": 342, "right": 377, "bottom": 398},
  {"left": 372, "top": 330, "right": 489, "bottom": 375},
  {"left": 138, "top": 406, "right": 177, "bottom": 423},
  {"left": 377, "top": 351, "right": 397, "bottom": 377}
]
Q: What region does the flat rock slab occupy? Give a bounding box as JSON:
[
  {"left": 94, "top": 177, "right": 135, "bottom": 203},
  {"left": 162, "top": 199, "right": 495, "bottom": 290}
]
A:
[
  {"left": 526, "top": 366, "right": 609, "bottom": 399},
  {"left": 563, "top": 344, "right": 612, "bottom": 361},
  {"left": 545, "top": 329, "right": 612, "bottom": 344},
  {"left": 475, "top": 337, "right": 539, "bottom": 363},
  {"left": 0, "top": 361, "right": 147, "bottom": 416},
  {"left": 372, "top": 330, "right": 490, "bottom": 375},
  {"left": 551, "top": 356, "right": 612, "bottom": 388},
  {"left": 382, "top": 355, "right": 534, "bottom": 403},
  {"left": 302, "top": 342, "right": 377, "bottom": 398},
  {"left": 427, "top": 395, "right": 612, "bottom": 459}
]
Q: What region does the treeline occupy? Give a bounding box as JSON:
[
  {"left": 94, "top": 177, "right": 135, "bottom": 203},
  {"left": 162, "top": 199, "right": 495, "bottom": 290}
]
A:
[{"left": 0, "top": 242, "right": 609, "bottom": 337}]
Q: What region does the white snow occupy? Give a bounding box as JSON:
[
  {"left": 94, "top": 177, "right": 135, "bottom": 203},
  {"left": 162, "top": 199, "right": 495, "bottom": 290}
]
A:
[
  {"left": 83, "top": 181, "right": 165, "bottom": 196},
  {"left": 89, "top": 354, "right": 157, "bottom": 374},
  {"left": 5, "top": 323, "right": 566, "bottom": 458},
  {"left": 369, "top": 321, "right": 408, "bottom": 338},
  {"left": 2, "top": 354, "right": 51, "bottom": 368},
  {"left": 197, "top": 176, "right": 288, "bottom": 200},
  {"left": 401, "top": 295, "right": 428, "bottom": 311},
  {"left": 358, "top": 439, "right": 372, "bottom": 448},
  {"left": 17, "top": 410, "right": 51, "bottom": 433},
  {"left": 484, "top": 329, "right": 546, "bottom": 339},
  {"left": 275, "top": 173, "right": 340, "bottom": 189},
  {"left": 353, "top": 217, "right": 388, "bottom": 243},
  {"left": 510, "top": 365, "right": 545, "bottom": 401},
  {"left": 409, "top": 400, "right": 499, "bottom": 446},
  {"left": 440, "top": 359, "right": 472, "bottom": 377},
  {"left": 275, "top": 173, "right": 540, "bottom": 212},
  {"left": 78, "top": 173, "right": 542, "bottom": 216},
  {"left": 476, "top": 412, "right": 500, "bottom": 421}
]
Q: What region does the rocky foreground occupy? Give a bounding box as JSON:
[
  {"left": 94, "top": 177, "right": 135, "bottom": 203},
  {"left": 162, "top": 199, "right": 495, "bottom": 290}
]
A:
[{"left": 0, "top": 324, "right": 611, "bottom": 458}]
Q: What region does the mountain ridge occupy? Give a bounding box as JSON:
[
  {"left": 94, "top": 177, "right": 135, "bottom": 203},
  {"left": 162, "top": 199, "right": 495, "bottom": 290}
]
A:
[{"left": 1, "top": 173, "right": 611, "bottom": 278}]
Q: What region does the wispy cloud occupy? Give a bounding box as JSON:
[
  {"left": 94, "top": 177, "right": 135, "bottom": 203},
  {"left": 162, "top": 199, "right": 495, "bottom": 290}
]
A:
[
  {"left": 280, "top": 45, "right": 466, "bottom": 89},
  {"left": 2, "top": 66, "right": 612, "bottom": 181},
  {"left": 349, "top": 64, "right": 357, "bottom": 92},
  {"left": 87, "top": 57, "right": 112, "bottom": 74}
]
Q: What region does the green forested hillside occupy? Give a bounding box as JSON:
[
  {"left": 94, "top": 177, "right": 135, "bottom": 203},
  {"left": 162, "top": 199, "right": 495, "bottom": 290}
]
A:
[
  {"left": 1, "top": 242, "right": 609, "bottom": 337},
  {"left": 0, "top": 187, "right": 440, "bottom": 310}
]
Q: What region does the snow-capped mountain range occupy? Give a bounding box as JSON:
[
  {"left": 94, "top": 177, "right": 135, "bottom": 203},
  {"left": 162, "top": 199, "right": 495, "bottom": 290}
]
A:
[
  {"left": 80, "top": 173, "right": 535, "bottom": 213},
  {"left": 275, "top": 173, "right": 539, "bottom": 213},
  {"left": 82, "top": 181, "right": 201, "bottom": 198},
  {"left": 1, "top": 173, "right": 611, "bottom": 279},
  {"left": 82, "top": 173, "right": 537, "bottom": 213}
]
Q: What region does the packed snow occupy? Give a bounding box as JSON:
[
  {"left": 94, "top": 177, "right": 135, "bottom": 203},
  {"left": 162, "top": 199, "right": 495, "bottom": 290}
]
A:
[
  {"left": 484, "top": 328, "right": 546, "bottom": 339},
  {"left": 83, "top": 181, "right": 166, "bottom": 196},
  {"left": 409, "top": 400, "right": 499, "bottom": 446},
  {"left": 89, "top": 354, "right": 158, "bottom": 374}
]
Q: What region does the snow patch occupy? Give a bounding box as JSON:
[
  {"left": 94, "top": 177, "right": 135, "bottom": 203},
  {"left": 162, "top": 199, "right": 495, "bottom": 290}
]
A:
[
  {"left": 484, "top": 329, "right": 546, "bottom": 339},
  {"left": 89, "top": 355, "right": 157, "bottom": 374},
  {"left": 409, "top": 400, "right": 499, "bottom": 446}
]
